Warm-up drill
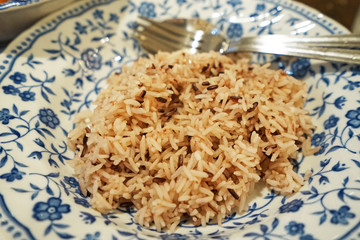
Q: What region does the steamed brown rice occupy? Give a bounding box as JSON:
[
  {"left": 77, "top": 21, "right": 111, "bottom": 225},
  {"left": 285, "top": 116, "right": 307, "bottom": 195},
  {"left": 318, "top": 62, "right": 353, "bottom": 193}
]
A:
[{"left": 67, "top": 51, "right": 317, "bottom": 231}]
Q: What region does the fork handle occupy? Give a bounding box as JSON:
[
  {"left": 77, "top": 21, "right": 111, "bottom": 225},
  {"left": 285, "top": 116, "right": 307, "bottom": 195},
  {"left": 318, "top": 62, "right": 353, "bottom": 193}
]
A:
[
  {"left": 225, "top": 39, "right": 360, "bottom": 64},
  {"left": 236, "top": 34, "right": 360, "bottom": 48}
]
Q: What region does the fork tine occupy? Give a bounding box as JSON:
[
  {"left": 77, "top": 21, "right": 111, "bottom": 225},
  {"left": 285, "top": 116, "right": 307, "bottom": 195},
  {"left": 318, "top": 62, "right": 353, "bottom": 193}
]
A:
[
  {"left": 134, "top": 28, "right": 192, "bottom": 53},
  {"left": 136, "top": 21, "right": 189, "bottom": 44},
  {"left": 138, "top": 17, "right": 195, "bottom": 38}
]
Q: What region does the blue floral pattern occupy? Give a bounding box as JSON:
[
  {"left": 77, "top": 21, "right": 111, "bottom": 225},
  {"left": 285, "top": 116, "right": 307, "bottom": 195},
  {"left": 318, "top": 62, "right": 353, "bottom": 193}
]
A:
[
  {"left": 39, "top": 108, "right": 60, "bottom": 129},
  {"left": 0, "top": 108, "right": 14, "bottom": 124},
  {"left": 33, "top": 197, "right": 70, "bottom": 221},
  {"left": 345, "top": 107, "right": 360, "bottom": 128},
  {"left": 9, "top": 72, "right": 27, "bottom": 84},
  {"left": 0, "top": 0, "right": 359, "bottom": 239}
]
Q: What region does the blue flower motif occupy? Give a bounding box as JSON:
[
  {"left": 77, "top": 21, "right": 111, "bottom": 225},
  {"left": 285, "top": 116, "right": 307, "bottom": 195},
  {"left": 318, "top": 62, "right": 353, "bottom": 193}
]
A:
[
  {"left": 81, "top": 48, "right": 102, "bottom": 70},
  {"left": 2, "top": 85, "right": 20, "bottom": 95},
  {"left": 33, "top": 197, "right": 70, "bottom": 221},
  {"left": 176, "top": 0, "right": 186, "bottom": 5},
  {"left": 227, "top": 0, "right": 242, "bottom": 7},
  {"left": 314, "top": 142, "right": 329, "bottom": 156},
  {"left": 39, "top": 108, "right": 60, "bottom": 129},
  {"left": 334, "top": 96, "right": 346, "bottom": 109},
  {"left": 160, "top": 233, "right": 189, "bottom": 240},
  {"left": 74, "top": 197, "right": 91, "bottom": 208},
  {"left": 330, "top": 206, "right": 355, "bottom": 225},
  {"left": 109, "top": 13, "right": 119, "bottom": 23},
  {"left": 83, "top": 232, "right": 100, "bottom": 240},
  {"left": 343, "top": 80, "right": 360, "bottom": 91},
  {"left": 75, "top": 22, "right": 87, "bottom": 34},
  {"left": 279, "top": 199, "right": 303, "bottom": 213},
  {"left": 19, "top": 90, "right": 35, "bottom": 101},
  {"left": 256, "top": 3, "right": 266, "bottom": 11},
  {"left": 9, "top": 72, "right": 27, "bottom": 84},
  {"left": 0, "top": 108, "right": 14, "bottom": 124},
  {"left": 138, "top": 2, "right": 156, "bottom": 18},
  {"left": 93, "top": 9, "right": 104, "bottom": 20},
  {"left": 285, "top": 221, "right": 304, "bottom": 235},
  {"left": 64, "top": 176, "right": 79, "bottom": 188},
  {"left": 227, "top": 23, "right": 243, "bottom": 39},
  {"left": 300, "top": 234, "right": 316, "bottom": 240},
  {"left": 0, "top": 168, "right": 25, "bottom": 182},
  {"left": 291, "top": 59, "right": 311, "bottom": 79},
  {"left": 345, "top": 107, "right": 360, "bottom": 128},
  {"left": 324, "top": 115, "right": 339, "bottom": 130},
  {"left": 311, "top": 132, "right": 325, "bottom": 147}
]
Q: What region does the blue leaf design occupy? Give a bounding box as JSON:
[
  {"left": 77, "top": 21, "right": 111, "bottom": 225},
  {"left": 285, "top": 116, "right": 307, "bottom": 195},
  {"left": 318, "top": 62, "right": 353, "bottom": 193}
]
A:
[
  {"left": 345, "top": 194, "right": 360, "bottom": 200},
  {"left": 44, "top": 49, "right": 61, "bottom": 54},
  {"left": 311, "top": 186, "right": 318, "bottom": 194},
  {"left": 9, "top": 127, "right": 20, "bottom": 137},
  {"left": 120, "top": 5, "right": 128, "bottom": 12},
  {"left": 323, "top": 92, "right": 332, "bottom": 99},
  {"left": 12, "top": 188, "right": 28, "bottom": 193},
  {"left": 14, "top": 161, "right": 27, "bottom": 167},
  {"left": 260, "top": 224, "right": 268, "bottom": 233},
  {"left": 56, "top": 232, "right": 74, "bottom": 239},
  {"left": 117, "top": 230, "right": 135, "bottom": 237},
  {"left": 244, "top": 232, "right": 260, "bottom": 237},
  {"left": 43, "top": 86, "right": 55, "bottom": 95},
  {"left": 92, "top": 37, "right": 103, "bottom": 42},
  {"left": 30, "top": 183, "right": 41, "bottom": 190},
  {"left": 45, "top": 224, "right": 52, "bottom": 235},
  {"left": 348, "top": 128, "right": 354, "bottom": 138},
  {"left": 319, "top": 213, "right": 327, "bottom": 225},
  {"left": 326, "top": 146, "right": 343, "bottom": 155},
  {"left": 0, "top": 132, "right": 12, "bottom": 137},
  {"left": 320, "top": 65, "right": 325, "bottom": 74},
  {"left": 317, "top": 104, "right": 326, "bottom": 118},
  {"left": 12, "top": 104, "right": 18, "bottom": 115},
  {"left": 40, "top": 128, "right": 55, "bottom": 138},
  {"left": 338, "top": 189, "right": 345, "bottom": 202},
  {"left": 47, "top": 172, "right": 60, "bottom": 178},
  {"left": 31, "top": 191, "right": 39, "bottom": 200},
  {"left": 15, "top": 141, "right": 23, "bottom": 152},
  {"left": 35, "top": 128, "right": 45, "bottom": 138},
  {"left": 271, "top": 218, "right": 279, "bottom": 230},
  {"left": 322, "top": 77, "right": 330, "bottom": 86},
  {"left": 19, "top": 110, "right": 29, "bottom": 117},
  {"left": 331, "top": 127, "right": 338, "bottom": 144},
  {"left": 301, "top": 190, "right": 312, "bottom": 195},
  {"left": 0, "top": 155, "right": 8, "bottom": 168},
  {"left": 41, "top": 89, "right": 50, "bottom": 103},
  {"left": 46, "top": 185, "right": 54, "bottom": 195},
  {"left": 343, "top": 177, "right": 349, "bottom": 186},
  {"left": 351, "top": 159, "right": 360, "bottom": 168},
  {"left": 53, "top": 223, "right": 69, "bottom": 229}
]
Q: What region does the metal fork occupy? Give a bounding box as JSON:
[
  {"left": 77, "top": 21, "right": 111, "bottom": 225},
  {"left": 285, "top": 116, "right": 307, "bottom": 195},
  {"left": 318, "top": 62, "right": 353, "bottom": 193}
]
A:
[{"left": 135, "top": 17, "right": 360, "bottom": 64}]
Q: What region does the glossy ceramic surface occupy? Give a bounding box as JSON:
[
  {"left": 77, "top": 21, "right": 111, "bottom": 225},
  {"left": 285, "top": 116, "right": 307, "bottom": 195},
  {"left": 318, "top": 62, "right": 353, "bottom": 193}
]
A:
[{"left": 0, "top": 0, "right": 359, "bottom": 239}]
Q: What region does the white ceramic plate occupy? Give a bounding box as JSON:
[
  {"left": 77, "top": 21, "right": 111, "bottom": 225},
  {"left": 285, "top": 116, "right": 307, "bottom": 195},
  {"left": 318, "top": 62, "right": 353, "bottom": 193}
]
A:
[{"left": 0, "top": 0, "right": 359, "bottom": 239}]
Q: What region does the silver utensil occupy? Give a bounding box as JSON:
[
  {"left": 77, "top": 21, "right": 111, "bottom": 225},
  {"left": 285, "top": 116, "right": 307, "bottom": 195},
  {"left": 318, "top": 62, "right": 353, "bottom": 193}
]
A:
[{"left": 135, "top": 17, "right": 360, "bottom": 64}]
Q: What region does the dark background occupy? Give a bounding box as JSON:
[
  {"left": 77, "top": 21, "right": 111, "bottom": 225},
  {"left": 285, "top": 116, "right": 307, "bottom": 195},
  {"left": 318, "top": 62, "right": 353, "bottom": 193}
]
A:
[{"left": 297, "top": 0, "right": 359, "bottom": 31}]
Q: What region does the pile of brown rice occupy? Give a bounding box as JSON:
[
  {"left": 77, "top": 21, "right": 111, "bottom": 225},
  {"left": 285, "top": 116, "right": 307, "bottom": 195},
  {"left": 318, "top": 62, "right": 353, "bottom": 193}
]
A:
[{"left": 67, "top": 51, "right": 317, "bottom": 231}]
